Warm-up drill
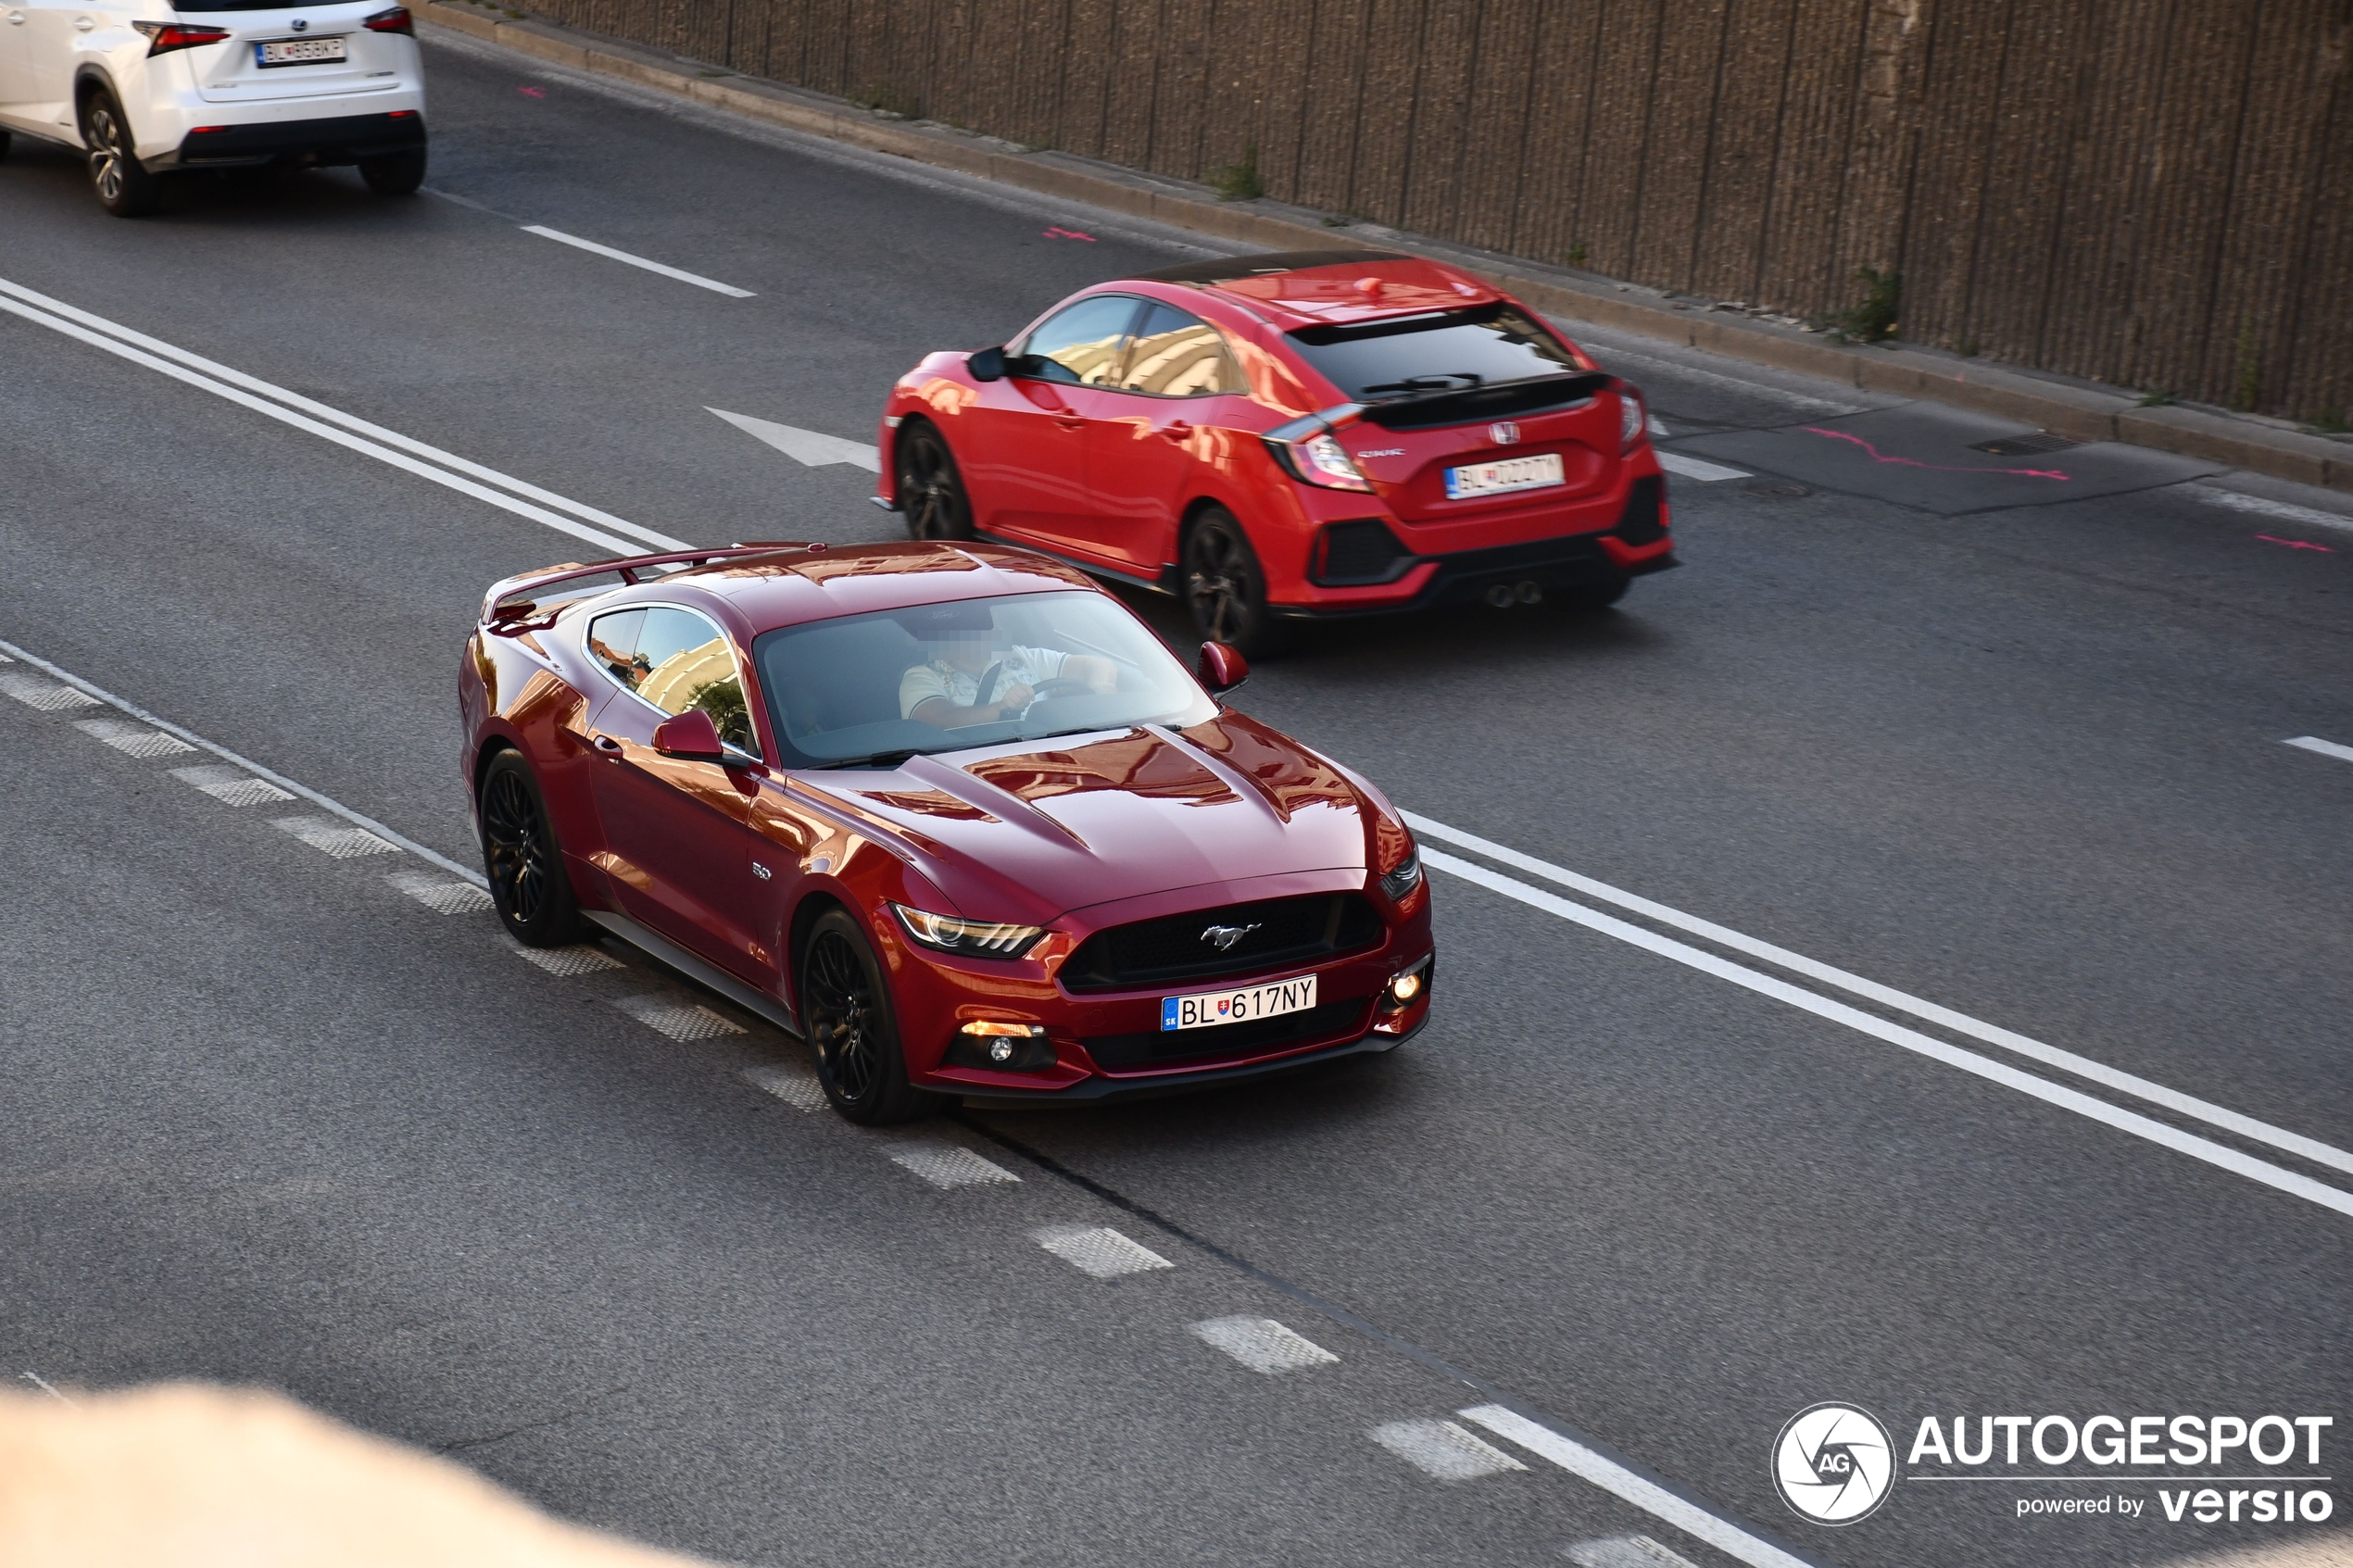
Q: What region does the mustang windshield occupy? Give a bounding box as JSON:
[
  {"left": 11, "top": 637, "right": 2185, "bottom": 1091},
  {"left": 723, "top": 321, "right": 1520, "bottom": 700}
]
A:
[
  {"left": 1286, "top": 304, "right": 1581, "bottom": 402},
  {"left": 752, "top": 590, "right": 1217, "bottom": 768}
]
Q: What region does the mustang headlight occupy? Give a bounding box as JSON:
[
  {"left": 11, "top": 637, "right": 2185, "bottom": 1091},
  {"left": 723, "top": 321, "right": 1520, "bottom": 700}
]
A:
[
  {"left": 890, "top": 904, "right": 1046, "bottom": 959},
  {"left": 1379, "top": 847, "right": 1423, "bottom": 901}
]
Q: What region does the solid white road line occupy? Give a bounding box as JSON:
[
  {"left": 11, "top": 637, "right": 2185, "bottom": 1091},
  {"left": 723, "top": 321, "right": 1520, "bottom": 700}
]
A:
[
  {"left": 709, "top": 408, "right": 881, "bottom": 471},
  {"left": 522, "top": 226, "right": 758, "bottom": 297},
  {"left": 1656, "top": 451, "right": 1752, "bottom": 483},
  {"left": 386, "top": 870, "right": 497, "bottom": 914},
  {"left": 1032, "top": 1223, "right": 1171, "bottom": 1277},
  {"left": 0, "top": 636, "right": 484, "bottom": 886},
  {"left": 885, "top": 1138, "right": 1019, "bottom": 1188},
  {"left": 1420, "top": 847, "right": 2353, "bottom": 1219},
  {"left": 1369, "top": 1418, "right": 1529, "bottom": 1481},
  {"left": 0, "top": 277, "right": 684, "bottom": 555},
  {"left": 1461, "top": 1406, "right": 1811, "bottom": 1568},
  {"left": 19, "top": 1372, "right": 76, "bottom": 1407},
  {"left": 2285, "top": 735, "right": 2353, "bottom": 765},
  {"left": 72, "top": 717, "right": 196, "bottom": 759},
  {"left": 1188, "top": 1315, "right": 1339, "bottom": 1374},
  {"left": 2199, "top": 488, "right": 2353, "bottom": 535},
  {"left": 612, "top": 994, "right": 749, "bottom": 1043},
  {"left": 1407, "top": 813, "right": 2353, "bottom": 1182}
]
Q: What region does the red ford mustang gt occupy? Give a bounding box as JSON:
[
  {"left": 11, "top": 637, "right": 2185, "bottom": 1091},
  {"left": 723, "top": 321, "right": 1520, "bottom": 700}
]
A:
[
  {"left": 875, "top": 247, "right": 1676, "bottom": 654},
  {"left": 460, "top": 541, "right": 1434, "bottom": 1122}
]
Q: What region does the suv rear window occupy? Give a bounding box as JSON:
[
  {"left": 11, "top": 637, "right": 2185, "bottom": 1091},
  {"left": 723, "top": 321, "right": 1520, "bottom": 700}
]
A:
[{"left": 1286, "top": 305, "right": 1581, "bottom": 403}]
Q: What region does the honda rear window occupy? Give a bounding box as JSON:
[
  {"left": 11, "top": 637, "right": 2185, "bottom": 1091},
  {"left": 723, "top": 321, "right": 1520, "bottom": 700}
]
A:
[{"left": 1286, "top": 305, "right": 1581, "bottom": 403}]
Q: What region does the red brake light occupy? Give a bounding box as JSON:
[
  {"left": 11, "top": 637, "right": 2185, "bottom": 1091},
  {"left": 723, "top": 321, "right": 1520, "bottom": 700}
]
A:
[
  {"left": 363, "top": 6, "right": 414, "bottom": 31},
  {"left": 132, "top": 20, "right": 232, "bottom": 55}
]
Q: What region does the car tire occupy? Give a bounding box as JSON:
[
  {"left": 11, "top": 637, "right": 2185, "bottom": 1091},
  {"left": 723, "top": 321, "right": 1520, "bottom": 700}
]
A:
[
  {"left": 81, "top": 91, "right": 163, "bottom": 218},
  {"left": 896, "top": 420, "right": 975, "bottom": 542},
  {"left": 477, "top": 749, "right": 586, "bottom": 947},
  {"left": 1556, "top": 576, "right": 1630, "bottom": 613},
  {"left": 799, "top": 909, "right": 938, "bottom": 1125},
  {"left": 1183, "top": 506, "right": 1287, "bottom": 659},
  {"left": 359, "top": 148, "right": 426, "bottom": 196}
]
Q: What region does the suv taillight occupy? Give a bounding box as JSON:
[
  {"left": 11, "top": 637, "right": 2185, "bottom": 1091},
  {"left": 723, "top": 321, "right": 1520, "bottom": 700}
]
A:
[
  {"left": 364, "top": 6, "right": 415, "bottom": 31},
  {"left": 132, "top": 19, "right": 232, "bottom": 54}
]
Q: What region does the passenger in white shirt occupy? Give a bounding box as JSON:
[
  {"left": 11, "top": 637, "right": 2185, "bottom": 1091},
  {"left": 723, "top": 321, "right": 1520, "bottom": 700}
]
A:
[{"left": 900, "top": 625, "right": 1116, "bottom": 728}]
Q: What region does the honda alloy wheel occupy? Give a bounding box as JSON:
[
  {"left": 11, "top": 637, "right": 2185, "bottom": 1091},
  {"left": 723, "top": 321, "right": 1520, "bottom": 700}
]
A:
[
  {"left": 897, "top": 423, "right": 975, "bottom": 541},
  {"left": 799, "top": 909, "right": 935, "bottom": 1123},
  {"left": 479, "top": 751, "right": 582, "bottom": 947},
  {"left": 1183, "top": 506, "right": 1285, "bottom": 659}
]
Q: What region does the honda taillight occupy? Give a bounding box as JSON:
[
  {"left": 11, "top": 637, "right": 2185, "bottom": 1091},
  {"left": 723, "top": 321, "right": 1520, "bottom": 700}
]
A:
[
  {"left": 363, "top": 6, "right": 414, "bottom": 31},
  {"left": 1619, "top": 386, "right": 1647, "bottom": 452},
  {"left": 132, "top": 19, "right": 232, "bottom": 55}
]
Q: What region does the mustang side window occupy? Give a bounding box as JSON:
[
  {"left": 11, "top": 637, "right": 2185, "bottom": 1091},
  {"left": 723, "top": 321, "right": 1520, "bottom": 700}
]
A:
[
  {"left": 1118, "top": 304, "right": 1245, "bottom": 396},
  {"left": 585, "top": 608, "right": 648, "bottom": 692},
  {"left": 595, "top": 606, "right": 760, "bottom": 757},
  {"left": 1015, "top": 295, "right": 1144, "bottom": 386}
]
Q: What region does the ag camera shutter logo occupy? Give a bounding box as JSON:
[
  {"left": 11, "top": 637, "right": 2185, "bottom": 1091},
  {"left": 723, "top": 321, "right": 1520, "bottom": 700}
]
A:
[{"left": 1774, "top": 1402, "right": 1896, "bottom": 1524}]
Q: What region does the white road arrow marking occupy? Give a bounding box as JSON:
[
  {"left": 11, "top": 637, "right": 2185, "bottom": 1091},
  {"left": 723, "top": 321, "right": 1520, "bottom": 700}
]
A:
[{"left": 710, "top": 408, "right": 881, "bottom": 472}]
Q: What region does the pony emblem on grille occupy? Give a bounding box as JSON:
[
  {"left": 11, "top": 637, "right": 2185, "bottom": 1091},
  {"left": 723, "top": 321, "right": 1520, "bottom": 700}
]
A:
[{"left": 1201, "top": 922, "right": 1262, "bottom": 951}]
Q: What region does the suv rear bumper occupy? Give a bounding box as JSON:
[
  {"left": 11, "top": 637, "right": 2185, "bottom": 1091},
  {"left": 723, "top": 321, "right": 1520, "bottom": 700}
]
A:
[{"left": 151, "top": 111, "right": 425, "bottom": 170}]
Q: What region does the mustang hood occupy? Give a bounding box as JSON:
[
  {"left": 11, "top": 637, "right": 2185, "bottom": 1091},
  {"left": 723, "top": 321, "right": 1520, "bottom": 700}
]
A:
[{"left": 819, "top": 715, "right": 1378, "bottom": 922}]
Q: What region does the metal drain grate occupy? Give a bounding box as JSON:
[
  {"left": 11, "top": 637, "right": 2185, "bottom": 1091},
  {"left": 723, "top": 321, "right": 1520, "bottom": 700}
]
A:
[{"left": 1969, "top": 431, "right": 2079, "bottom": 456}]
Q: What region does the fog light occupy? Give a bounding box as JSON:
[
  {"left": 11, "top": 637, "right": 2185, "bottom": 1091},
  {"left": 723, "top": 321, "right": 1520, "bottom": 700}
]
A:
[
  {"left": 950, "top": 1020, "right": 1054, "bottom": 1073},
  {"left": 988, "top": 1037, "right": 1013, "bottom": 1063},
  {"left": 1390, "top": 971, "right": 1422, "bottom": 1004},
  {"left": 1379, "top": 957, "right": 1432, "bottom": 1013}
]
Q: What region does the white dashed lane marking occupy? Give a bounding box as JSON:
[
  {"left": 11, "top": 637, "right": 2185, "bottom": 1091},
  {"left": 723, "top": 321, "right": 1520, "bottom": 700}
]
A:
[
  {"left": 886, "top": 1138, "right": 1020, "bottom": 1188},
  {"left": 1031, "top": 1223, "right": 1169, "bottom": 1277},
  {"left": 522, "top": 226, "right": 757, "bottom": 297},
  {"left": 0, "top": 673, "right": 100, "bottom": 711},
  {"left": 514, "top": 945, "right": 623, "bottom": 976},
  {"left": 273, "top": 815, "right": 399, "bottom": 859},
  {"left": 743, "top": 1061, "right": 824, "bottom": 1110},
  {"left": 1188, "top": 1315, "right": 1339, "bottom": 1374},
  {"left": 2285, "top": 735, "right": 2353, "bottom": 765},
  {"left": 72, "top": 717, "right": 195, "bottom": 758},
  {"left": 1656, "top": 451, "right": 1752, "bottom": 483},
  {"left": 173, "top": 763, "right": 297, "bottom": 806},
  {"left": 2201, "top": 487, "right": 2353, "bottom": 534},
  {"left": 1369, "top": 1418, "right": 1529, "bottom": 1481},
  {"left": 386, "top": 870, "right": 495, "bottom": 913},
  {"left": 1566, "top": 1536, "right": 1702, "bottom": 1568},
  {"left": 612, "top": 994, "right": 748, "bottom": 1043}
]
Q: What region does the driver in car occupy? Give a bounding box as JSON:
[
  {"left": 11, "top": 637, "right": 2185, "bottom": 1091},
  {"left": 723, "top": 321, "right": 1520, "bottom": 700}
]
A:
[{"left": 900, "top": 621, "right": 1115, "bottom": 728}]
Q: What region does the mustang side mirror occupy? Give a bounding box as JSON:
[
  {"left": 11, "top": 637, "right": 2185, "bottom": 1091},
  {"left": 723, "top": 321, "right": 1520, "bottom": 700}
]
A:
[
  {"left": 967, "top": 345, "right": 1008, "bottom": 382},
  {"left": 652, "top": 708, "right": 726, "bottom": 761},
  {"left": 1197, "top": 642, "right": 1250, "bottom": 696}
]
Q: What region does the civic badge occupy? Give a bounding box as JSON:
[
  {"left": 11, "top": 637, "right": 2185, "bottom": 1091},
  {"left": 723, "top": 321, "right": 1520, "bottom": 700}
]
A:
[
  {"left": 1489, "top": 421, "right": 1519, "bottom": 445},
  {"left": 1201, "top": 922, "right": 1262, "bottom": 951},
  {"left": 291, "top": 16, "right": 308, "bottom": 27}
]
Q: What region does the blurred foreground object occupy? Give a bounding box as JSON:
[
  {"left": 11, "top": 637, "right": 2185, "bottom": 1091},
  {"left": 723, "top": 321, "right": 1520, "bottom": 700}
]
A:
[{"left": 0, "top": 1382, "right": 711, "bottom": 1567}]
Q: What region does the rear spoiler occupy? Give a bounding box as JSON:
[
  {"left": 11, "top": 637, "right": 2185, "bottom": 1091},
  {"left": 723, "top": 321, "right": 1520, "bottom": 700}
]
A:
[{"left": 479, "top": 541, "right": 824, "bottom": 624}]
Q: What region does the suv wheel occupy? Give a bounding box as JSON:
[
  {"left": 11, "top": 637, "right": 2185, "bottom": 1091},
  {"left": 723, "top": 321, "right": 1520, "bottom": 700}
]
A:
[
  {"left": 82, "top": 91, "right": 163, "bottom": 218},
  {"left": 359, "top": 148, "right": 426, "bottom": 196}
]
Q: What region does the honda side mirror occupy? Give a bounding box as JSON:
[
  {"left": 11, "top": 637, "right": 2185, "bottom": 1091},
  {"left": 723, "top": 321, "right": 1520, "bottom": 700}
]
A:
[
  {"left": 652, "top": 708, "right": 726, "bottom": 761},
  {"left": 1197, "top": 642, "right": 1249, "bottom": 695},
  {"left": 968, "top": 345, "right": 1008, "bottom": 382}
]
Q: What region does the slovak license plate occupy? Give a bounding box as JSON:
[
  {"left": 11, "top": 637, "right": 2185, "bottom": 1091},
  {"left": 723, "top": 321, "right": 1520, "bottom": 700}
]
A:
[
  {"left": 257, "top": 36, "right": 348, "bottom": 66},
  {"left": 1444, "top": 452, "right": 1564, "bottom": 499},
  {"left": 1161, "top": 973, "right": 1316, "bottom": 1032}
]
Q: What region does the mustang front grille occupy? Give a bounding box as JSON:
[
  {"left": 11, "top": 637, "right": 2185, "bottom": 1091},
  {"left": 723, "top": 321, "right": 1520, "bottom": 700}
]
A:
[{"left": 1059, "top": 893, "right": 1383, "bottom": 994}]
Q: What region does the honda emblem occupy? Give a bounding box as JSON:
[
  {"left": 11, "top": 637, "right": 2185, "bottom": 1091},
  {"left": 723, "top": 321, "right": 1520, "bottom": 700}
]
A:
[{"left": 1490, "top": 421, "right": 1519, "bottom": 445}]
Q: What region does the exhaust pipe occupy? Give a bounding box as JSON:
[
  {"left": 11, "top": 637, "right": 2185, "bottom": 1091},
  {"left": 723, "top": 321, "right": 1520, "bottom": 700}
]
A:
[{"left": 1484, "top": 583, "right": 1516, "bottom": 608}]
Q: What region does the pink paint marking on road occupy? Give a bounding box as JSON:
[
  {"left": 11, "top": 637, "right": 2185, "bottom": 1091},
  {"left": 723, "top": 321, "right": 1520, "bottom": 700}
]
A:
[
  {"left": 518, "top": 85, "right": 546, "bottom": 97},
  {"left": 1043, "top": 226, "right": 1097, "bottom": 242},
  {"left": 2257, "top": 534, "right": 2335, "bottom": 552},
  {"left": 1799, "top": 426, "right": 2070, "bottom": 480}
]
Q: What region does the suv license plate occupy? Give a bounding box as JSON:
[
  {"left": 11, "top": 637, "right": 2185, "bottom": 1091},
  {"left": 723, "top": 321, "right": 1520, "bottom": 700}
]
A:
[
  {"left": 1161, "top": 973, "right": 1317, "bottom": 1032},
  {"left": 1444, "top": 452, "right": 1565, "bottom": 499},
  {"left": 257, "top": 36, "right": 348, "bottom": 66}
]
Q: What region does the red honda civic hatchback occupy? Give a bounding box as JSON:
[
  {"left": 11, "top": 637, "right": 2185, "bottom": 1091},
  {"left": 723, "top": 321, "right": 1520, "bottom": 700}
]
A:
[
  {"left": 460, "top": 541, "right": 1434, "bottom": 1123},
  {"left": 875, "top": 248, "right": 1676, "bottom": 654}
]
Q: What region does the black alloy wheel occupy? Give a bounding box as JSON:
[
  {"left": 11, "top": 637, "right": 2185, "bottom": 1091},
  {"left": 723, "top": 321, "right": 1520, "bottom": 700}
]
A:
[
  {"left": 1183, "top": 506, "right": 1285, "bottom": 659},
  {"left": 799, "top": 909, "right": 936, "bottom": 1124},
  {"left": 479, "top": 750, "right": 583, "bottom": 947},
  {"left": 82, "top": 92, "right": 162, "bottom": 218},
  {"left": 897, "top": 422, "right": 975, "bottom": 541},
  {"left": 359, "top": 147, "right": 427, "bottom": 196}
]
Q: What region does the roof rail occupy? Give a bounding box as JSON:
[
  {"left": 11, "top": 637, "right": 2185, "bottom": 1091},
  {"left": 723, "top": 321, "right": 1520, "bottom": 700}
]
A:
[{"left": 479, "top": 542, "right": 822, "bottom": 623}]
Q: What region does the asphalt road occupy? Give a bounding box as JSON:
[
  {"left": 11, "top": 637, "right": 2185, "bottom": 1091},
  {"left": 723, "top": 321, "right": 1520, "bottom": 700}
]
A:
[{"left": 4, "top": 27, "right": 2351, "bottom": 1568}]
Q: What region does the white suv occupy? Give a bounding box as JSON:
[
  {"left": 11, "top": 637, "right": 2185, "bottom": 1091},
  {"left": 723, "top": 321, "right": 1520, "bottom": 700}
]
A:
[{"left": 0, "top": 0, "right": 425, "bottom": 215}]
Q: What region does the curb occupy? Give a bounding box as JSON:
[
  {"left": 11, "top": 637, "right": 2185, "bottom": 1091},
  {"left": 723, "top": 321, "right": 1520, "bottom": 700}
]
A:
[{"left": 417, "top": 1, "right": 2352, "bottom": 496}]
